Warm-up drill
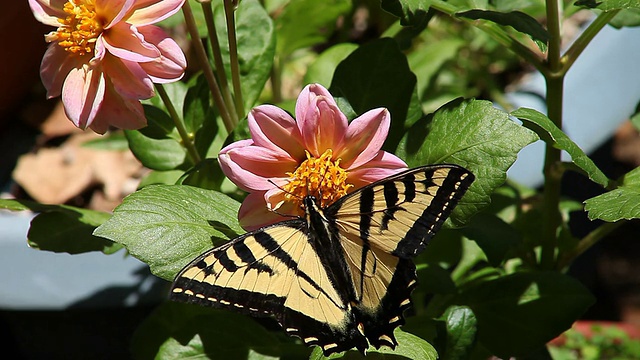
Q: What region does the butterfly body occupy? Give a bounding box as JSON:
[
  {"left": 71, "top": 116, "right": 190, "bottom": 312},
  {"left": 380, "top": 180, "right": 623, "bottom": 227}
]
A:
[{"left": 171, "top": 165, "right": 474, "bottom": 356}]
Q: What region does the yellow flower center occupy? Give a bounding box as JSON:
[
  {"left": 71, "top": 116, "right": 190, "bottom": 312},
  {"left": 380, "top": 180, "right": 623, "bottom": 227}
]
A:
[
  {"left": 283, "top": 149, "right": 353, "bottom": 209},
  {"left": 45, "top": 0, "right": 103, "bottom": 56}
]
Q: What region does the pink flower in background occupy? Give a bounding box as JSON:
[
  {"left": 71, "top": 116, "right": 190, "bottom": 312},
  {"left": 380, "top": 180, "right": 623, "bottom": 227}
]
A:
[
  {"left": 29, "top": 0, "right": 187, "bottom": 134},
  {"left": 219, "top": 83, "right": 408, "bottom": 230}
]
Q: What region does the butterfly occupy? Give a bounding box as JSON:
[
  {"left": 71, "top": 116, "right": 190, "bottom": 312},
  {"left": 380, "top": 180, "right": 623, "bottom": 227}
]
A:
[{"left": 170, "top": 164, "right": 474, "bottom": 356}]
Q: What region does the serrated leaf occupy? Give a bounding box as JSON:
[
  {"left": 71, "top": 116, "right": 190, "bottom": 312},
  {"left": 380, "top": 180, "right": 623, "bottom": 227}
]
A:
[
  {"left": 512, "top": 107, "right": 610, "bottom": 188},
  {"left": 125, "top": 106, "right": 188, "bottom": 171},
  {"left": 0, "top": 199, "right": 118, "bottom": 254},
  {"left": 330, "top": 38, "right": 421, "bottom": 151},
  {"left": 457, "top": 10, "right": 549, "bottom": 51},
  {"left": 439, "top": 306, "right": 477, "bottom": 360},
  {"left": 132, "top": 302, "right": 281, "bottom": 360},
  {"left": 584, "top": 166, "right": 640, "bottom": 221},
  {"left": 215, "top": 0, "right": 275, "bottom": 113},
  {"left": 398, "top": 99, "right": 539, "bottom": 226},
  {"left": 575, "top": 0, "right": 640, "bottom": 11},
  {"left": 275, "top": 0, "right": 352, "bottom": 58},
  {"left": 457, "top": 271, "right": 595, "bottom": 358},
  {"left": 309, "top": 328, "right": 437, "bottom": 359},
  {"left": 93, "top": 185, "right": 243, "bottom": 280}
]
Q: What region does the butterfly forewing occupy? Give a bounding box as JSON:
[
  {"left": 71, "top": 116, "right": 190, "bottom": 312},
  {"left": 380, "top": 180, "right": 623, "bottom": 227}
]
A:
[
  {"left": 170, "top": 220, "right": 367, "bottom": 354},
  {"left": 331, "top": 165, "right": 474, "bottom": 259}
]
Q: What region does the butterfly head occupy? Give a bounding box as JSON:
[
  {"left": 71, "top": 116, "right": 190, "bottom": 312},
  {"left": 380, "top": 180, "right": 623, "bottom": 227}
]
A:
[{"left": 281, "top": 149, "right": 353, "bottom": 211}]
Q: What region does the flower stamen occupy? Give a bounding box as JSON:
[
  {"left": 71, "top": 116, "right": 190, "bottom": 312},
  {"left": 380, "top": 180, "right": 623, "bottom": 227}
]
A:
[
  {"left": 283, "top": 149, "right": 353, "bottom": 209},
  {"left": 45, "top": 0, "right": 102, "bottom": 56}
]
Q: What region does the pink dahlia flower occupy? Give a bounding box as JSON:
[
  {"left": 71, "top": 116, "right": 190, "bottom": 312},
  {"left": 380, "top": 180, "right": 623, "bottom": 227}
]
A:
[
  {"left": 29, "top": 0, "right": 187, "bottom": 134},
  {"left": 219, "top": 83, "right": 408, "bottom": 230}
]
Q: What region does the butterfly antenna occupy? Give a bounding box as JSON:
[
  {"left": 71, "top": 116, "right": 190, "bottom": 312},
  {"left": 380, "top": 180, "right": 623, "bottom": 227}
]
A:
[{"left": 267, "top": 179, "right": 304, "bottom": 218}]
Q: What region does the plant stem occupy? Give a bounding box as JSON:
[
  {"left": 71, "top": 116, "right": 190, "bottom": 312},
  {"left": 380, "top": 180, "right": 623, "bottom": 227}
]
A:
[
  {"left": 540, "top": 0, "right": 564, "bottom": 270},
  {"left": 271, "top": 56, "right": 282, "bottom": 103},
  {"left": 224, "top": 0, "right": 245, "bottom": 119},
  {"left": 557, "top": 221, "right": 625, "bottom": 270},
  {"left": 561, "top": 10, "right": 620, "bottom": 75},
  {"left": 182, "top": 0, "right": 236, "bottom": 133},
  {"left": 156, "top": 84, "right": 202, "bottom": 164},
  {"left": 201, "top": 0, "right": 238, "bottom": 123}
]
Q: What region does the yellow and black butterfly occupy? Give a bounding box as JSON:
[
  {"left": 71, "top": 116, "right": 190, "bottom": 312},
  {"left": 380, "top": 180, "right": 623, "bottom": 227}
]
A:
[{"left": 170, "top": 164, "right": 474, "bottom": 356}]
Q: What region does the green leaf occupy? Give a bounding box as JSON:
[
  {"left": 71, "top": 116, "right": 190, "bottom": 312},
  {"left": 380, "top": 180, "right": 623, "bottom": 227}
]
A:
[
  {"left": 457, "top": 271, "right": 595, "bottom": 358},
  {"left": 275, "top": 0, "right": 352, "bottom": 58},
  {"left": 215, "top": 0, "right": 276, "bottom": 112},
  {"left": 584, "top": 167, "right": 640, "bottom": 221},
  {"left": 381, "top": 0, "right": 439, "bottom": 26},
  {"left": 330, "top": 38, "right": 421, "bottom": 151},
  {"left": 0, "top": 199, "right": 118, "bottom": 254},
  {"left": 309, "top": 328, "right": 437, "bottom": 359},
  {"left": 177, "top": 158, "right": 226, "bottom": 191},
  {"left": 575, "top": 0, "right": 640, "bottom": 11},
  {"left": 610, "top": 8, "right": 640, "bottom": 28},
  {"left": 439, "top": 306, "right": 477, "bottom": 360},
  {"left": 398, "top": 99, "right": 539, "bottom": 226},
  {"left": 81, "top": 132, "right": 129, "bottom": 150},
  {"left": 125, "top": 106, "right": 188, "bottom": 171},
  {"left": 457, "top": 10, "right": 549, "bottom": 51},
  {"left": 138, "top": 170, "right": 184, "bottom": 188},
  {"left": 183, "top": 73, "right": 210, "bottom": 135},
  {"left": 512, "top": 107, "right": 610, "bottom": 188},
  {"left": 304, "top": 43, "right": 358, "bottom": 89},
  {"left": 93, "top": 185, "right": 243, "bottom": 281},
  {"left": 132, "top": 302, "right": 281, "bottom": 360},
  {"left": 462, "top": 213, "right": 521, "bottom": 266},
  {"left": 408, "top": 38, "right": 465, "bottom": 99}
]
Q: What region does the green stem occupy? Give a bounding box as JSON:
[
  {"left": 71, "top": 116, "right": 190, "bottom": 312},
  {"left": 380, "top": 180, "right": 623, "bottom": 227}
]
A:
[
  {"left": 428, "top": 1, "right": 546, "bottom": 74},
  {"left": 561, "top": 10, "right": 620, "bottom": 75},
  {"left": 540, "top": 0, "right": 564, "bottom": 270},
  {"left": 182, "top": 1, "right": 236, "bottom": 133},
  {"left": 224, "top": 0, "right": 245, "bottom": 119},
  {"left": 156, "top": 84, "right": 202, "bottom": 164},
  {"left": 271, "top": 56, "right": 282, "bottom": 103},
  {"left": 557, "top": 221, "right": 625, "bottom": 270},
  {"left": 201, "top": 0, "right": 238, "bottom": 123}
]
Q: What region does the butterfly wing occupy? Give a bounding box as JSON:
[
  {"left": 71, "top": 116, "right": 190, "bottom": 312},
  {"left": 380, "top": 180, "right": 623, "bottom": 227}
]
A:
[
  {"left": 325, "top": 165, "right": 474, "bottom": 347},
  {"left": 170, "top": 220, "right": 368, "bottom": 354}
]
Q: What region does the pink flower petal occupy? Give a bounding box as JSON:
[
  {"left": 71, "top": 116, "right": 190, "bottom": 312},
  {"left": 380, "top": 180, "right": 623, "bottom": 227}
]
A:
[
  {"left": 40, "top": 44, "right": 85, "bottom": 99},
  {"left": 237, "top": 191, "right": 301, "bottom": 231},
  {"left": 136, "top": 26, "right": 186, "bottom": 83},
  {"left": 249, "top": 105, "right": 305, "bottom": 160},
  {"left": 88, "top": 81, "right": 146, "bottom": 134},
  {"left": 295, "top": 84, "right": 348, "bottom": 156},
  {"left": 28, "top": 0, "right": 67, "bottom": 27},
  {"left": 237, "top": 192, "right": 284, "bottom": 231},
  {"left": 338, "top": 108, "right": 390, "bottom": 169},
  {"left": 219, "top": 145, "right": 298, "bottom": 192},
  {"left": 61, "top": 65, "right": 106, "bottom": 129},
  {"left": 346, "top": 151, "right": 407, "bottom": 189},
  {"left": 102, "top": 22, "right": 160, "bottom": 62},
  {"left": 101, "top": 54, "right": 154, "bottom": 99},
  {"left": 97, "top": 0, "right": 134, "bottom": 29},
  {"left": 126, "top": 0, "right": 185, "bottom": 26}
]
